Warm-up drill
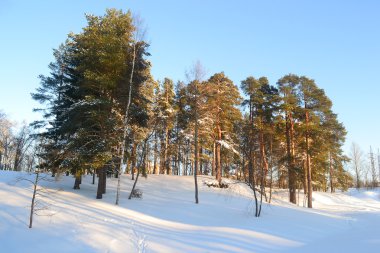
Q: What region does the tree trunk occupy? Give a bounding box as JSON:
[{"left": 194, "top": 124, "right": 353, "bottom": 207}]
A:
[
  {"left": 248, "top": 100, "right": 259, "bottom": 216},
  {"left": 216, "top": 125, "right": 222, "bottom": 185},
  {"left": 194, "top": 81, "right": 199, "bottom": 204},
  {"left": 184, "top": 148, "right": 188, "bottom": 176},
  {"left": 305, "top": 111, "right": 312, "bottom": 208},
  {"left": 153, "top": 131, "right": 158, "bottom": 174},
  {"left": 115, "top": 41, "right": 137, "bottom": 205},
  {"left": 129, "top": 143, "right": 146, "bottom": 199},
  {"left": 164, "top": 127, "right": 170, "bottom": 175},
  {"left": 212, "top": 142, "right": 216, "bottom": 176},
  {"left": 176, "top": 134, "right": 181, "bottom": 176},
  {"left": 142, "top": 143, "right": 149, "bottom": 177},
  {"left": 258, "top": 129, "right": 267, "bottom": 216},
  {"left": 131, "top": 142, "right": 137, "bottom": 180},
  {"left": 96, "top": 168, "right": 105, "bottom": 199},
  {"left": 102, "top": 167, "right": 107, "bottom": 194},
  {"left": 199, "top": 147, "right": 203, "bottom": 175},
  {"left": 194, "top": 121, "right": 199, "bottom": 204},
  {"left": 286, "top": 112, "right": 297, "bottom": 204},
  {"left": 302, "top": 159, "right": 307, "bottom": 196},
  {"left": 29, "top": 171, "right": 39, "bottom": 228},
  {"left": 329, "top": 152, "right": 334, "bottom": 193},
  {"left": 73, "top": 170, "right": 81, "bottom": 190},
  {"left": 249, "top": 148, "right": 259, "bottom": 217}
]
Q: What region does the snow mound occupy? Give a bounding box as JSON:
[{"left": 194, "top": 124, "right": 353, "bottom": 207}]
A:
[{"left": 349, "top": 189, "right": 380, "bottom": 200}]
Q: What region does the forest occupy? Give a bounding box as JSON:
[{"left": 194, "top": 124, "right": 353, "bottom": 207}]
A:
[{"left": 1, "top": 9, "right": 359, "bottom": 212}]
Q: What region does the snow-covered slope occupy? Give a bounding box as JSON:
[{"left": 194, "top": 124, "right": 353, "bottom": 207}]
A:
[{"left": 1, "top": 171, "right": 379, "bottom": 253}]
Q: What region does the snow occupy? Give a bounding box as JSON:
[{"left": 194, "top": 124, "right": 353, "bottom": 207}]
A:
[
  {"left": 217, "top": 140, "right": 240, "bottom": 155},
  {"left": 1, "top": 171, "right": 380, "bottom": 253}
]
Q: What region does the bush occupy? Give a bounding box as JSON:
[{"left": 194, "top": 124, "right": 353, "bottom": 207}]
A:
[
  {"left": 130, "top": 188, "right": 143, "bottom": 198},
  {"left": 204, "top": 180, "right": 229, "bottom": 188}
]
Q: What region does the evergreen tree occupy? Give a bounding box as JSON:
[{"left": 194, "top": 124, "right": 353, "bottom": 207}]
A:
[
  {"left": 277, "top": 74, "right": 300, "bottom": 204},
  {"left": 241, "top": 76, "right": 279, "bottom": 216},
  {"left": 206, "top": 72, "right": 242, "bottom": 185},
  {"left": 157, "top": 78, "right": 176, "bottom": 175},
  {"left": 32, "top": 9, "right": 152, "bottom": 199}
]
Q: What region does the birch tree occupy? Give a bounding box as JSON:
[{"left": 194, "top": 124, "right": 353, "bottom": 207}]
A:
[
  {"left": 185, "top": 61, "right": 207, "bottom": 204},
  {"left": 116, "top": 14, "right": 149, "bottom": 204},
  {"left": 350, "top": 142, "right": 363, "bottom": 188}
]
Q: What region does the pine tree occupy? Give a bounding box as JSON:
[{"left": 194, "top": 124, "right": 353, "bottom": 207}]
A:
[
  {"left": 32, "top": 9, "right": 152, "bottom": 199},
  {"left": 277, "top": 74, "right": 300, "bottom": 204},
  {"left": 157, "top": 78, "right": 176, "bottom": 175},
  {"left": 206, "top": 72, "right": 242, "bottom": 185},
  {"left": 241, "top": 76, "right": 279, "bottom": 215}
]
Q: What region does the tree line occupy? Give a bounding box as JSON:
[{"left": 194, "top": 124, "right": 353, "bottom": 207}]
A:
[
  {"left": 21, "top": 9, "right": 353, "bottom": 209},
  {"left": 0, "top": 112, "right": 36, "bottom": 172}
]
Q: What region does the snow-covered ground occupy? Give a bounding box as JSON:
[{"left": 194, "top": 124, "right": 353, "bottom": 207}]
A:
[{"left": 1, "top": 171, "right": 379, "bottom": 253}]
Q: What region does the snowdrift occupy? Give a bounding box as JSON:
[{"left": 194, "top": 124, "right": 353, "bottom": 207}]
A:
[{"left": 1, "top": 171, "right": 380, "bottom": 253}]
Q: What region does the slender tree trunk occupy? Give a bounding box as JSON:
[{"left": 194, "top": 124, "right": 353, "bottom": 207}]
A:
[
  {"left": 29, "top": 171, "right": 39, "bottom": 228},
  {"left": 269, "top": 164, "right": 273, "bottom": 204},
  {"left": 216, "top": 125, "right": 222, "bottom": 185},
  {"left": 115, "top": 41, "right": 137, "bottom": 205},
  {"left": 355, "top": 163, "right": 360, "bottom": 189},
  {"left": 176, "top": 131, "right": 181, "bottom": 175},
  {"left": 248, "top": 100, "right": 259, "bottom": 216},
  {"left": 258, "top": 132, "right": 265, "bottom": 216},
  {"left": 303, "top": 159, "right": 308, "bottom": 195},
  {"left": 184, "top": 146, "right": 188, "bottom": 176},
  {"left": 259, "top": 120, "right": 268, "bottom": 204},
  {"left": 153, "top": 131, "right": 158, "bottom": 174},
  {"left": 199, "top": 147, "right": 203, "bottom": 175},
  {"left": 369, "top": 146, "right": 377, "bottom": 187},
  {"left": 194, "top": 97, "right": 199, "bottom": 204},
  {"left": 129, "top": 168, "right": 140, "bottom": 199},
  {"left": 131, "top": 142, "right": 137, "bottom": 180},
  {"left": 286, "top": 112, "right": 297, "bottom": 204},
  {"left": 164, "top": 127, "right": 170, "bottom": 175},
  {"left": 212, "top": 142, "right": 216, "bottom": 176},
  {"left": 176, "top": 145, "right": 180, "bottom": 175},
  {"left": 126, "top": 156, "right": 132, "bottom": 176},
  {"left": 143, "top": 143, "right": 149, "bottom": 177},
  {"left": 102, "top": 167, "right": 107, "bottom": 194},
  {"left": 305, "top": 111, "right": 312, "bottom": 208},
  {"left": 182, "top": 149, "right": 186, "bottom": 176},
  {"left": 249, "top": 148, "right": 259, "bottom": 217},
  {"left": 378, "top": 149, "right": 380, "bottom": 186},
  {"left": 160, "top": 135, "right": 165, "bottom": 174},
  {"left": 129, "top": 139, "right": 149, "bottom": 199},
  {"left": 268, "top": 135, "right": 274, "bottom": 204},
  {"left": 329, "top": 152, "right": 334, "bottom": 193}
]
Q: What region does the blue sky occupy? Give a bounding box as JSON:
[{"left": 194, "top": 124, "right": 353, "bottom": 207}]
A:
[{"left": 0, "top": 0, "right": 379, "bottom": 156}]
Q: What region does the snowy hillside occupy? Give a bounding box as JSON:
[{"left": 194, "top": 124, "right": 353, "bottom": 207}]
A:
[{"left": 1, "top": 171, "right": 380, "bottom": 253}]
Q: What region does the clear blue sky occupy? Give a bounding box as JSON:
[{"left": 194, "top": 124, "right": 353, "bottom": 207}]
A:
[{"left": 0, "top": 0, "right": 379, "bottom": 156}]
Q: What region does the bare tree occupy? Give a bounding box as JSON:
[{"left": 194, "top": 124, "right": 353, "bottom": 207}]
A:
[
  {"left": 13, "top": 123, "right": 34, "bottom": 171},
  {"left": 378, "top": 149, "right": 380, "bottom": 185},
  {"left": 116, "top": 15, "right": 147, "bottom": 205},
  {"left": 186, "top": 60, "right": 207, "bottom": 204},
  {"left": 369, "top": 146, "right": 377, "bottom": 187},
  {"left": 350, "top": 142, "right": 363, "bottom": 188},
  {"left": 129, "top": 135, "right": 150, "bottom": 200},
  {"left": 0, "top": 112, "right": 14, "bottom": 170},
  {"left": 14, "top": 169, "right": 55, "bottom": 228},
  {"left": 29, "top": 171, "right": 40, "bottom": 228}
]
